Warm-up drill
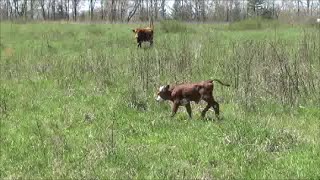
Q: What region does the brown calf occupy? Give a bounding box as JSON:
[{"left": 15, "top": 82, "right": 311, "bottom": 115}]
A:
[
  {"left": 156, "top": 79, "right": 230, "bottom": 119},
  {"left": 132, "top": 19, "right": 154, "bottom": 48}
]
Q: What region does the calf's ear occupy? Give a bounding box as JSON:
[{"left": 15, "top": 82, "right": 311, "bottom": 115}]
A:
[
  {"left": 165, "top": 85, "right": 170, "bottom": 89},
  {"left": 132, "top": 29, "right": 136, "bottom": 33}
]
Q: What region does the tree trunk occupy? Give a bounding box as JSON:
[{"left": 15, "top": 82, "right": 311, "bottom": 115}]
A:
[
  {"left": 40, "top": 0, "right": 46, "bottom": 20},
  {"left": 201, "top": 0, "right": 206, "bottom": 22},
  {"left": 226, "top": 1, "right": 229, "bottom": 22},
  {"left": 59, "top": 0, "right": 64, "bottom": 19},
  {"left": 111, "top": 0, "right": 115, "bottom": 22},
  {"left": 100, "top": 0, "right": 104, "bottom": 20},
  {"left": 120, "top": 1, "right": 123, "bottom": 22},
  {"left": 24, "top": 0, "right": 27, "bottom": 19},
  {"left": 30, "top": 0, "right": 34, "bottom": 20},
  {"left": 52, "top": 0, "right": 56, "bottom": 20},
  {"left": 47, "top": 0, "right": 52, "bottom": 20},
  {"left": 67, "top": 0, "right": 70, "bottom": 20},
  {"left": 127, "top": 0, "right": 140, "bottom": 22},
  {"left": 161, "top": 0, "right": 165, "bottom": 19},
  {"left": 195, "top": 0, "right": 199, "bottom": 21},
  {"left": 154, "top": 0, "right": 158, "bottom": 20},
  {"left": 297, "top": 0, "right": 300, "bottom": 16},
  {"left": 13, "top": 0, "right": 18, "bottom": 18},
  {"left": 306, "top": 0, "right": 310, "bottom": 15},
  {"left": 64, "top": 0, "right": 69, "bottom": 20},
  {"left": 140, "top": 0, "right": 144, "bottom": 20},
  {"left": 74, "top": 3, "right": 77, "bottom": 21},
  {"left": 147, "top": 0, "right": 149, "bottom": 20},
  {"left": 6, "top": 0, "right": 9, "bottom": 19}
]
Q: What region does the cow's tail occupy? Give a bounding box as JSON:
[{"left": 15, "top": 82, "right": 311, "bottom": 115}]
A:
[{"left": 212, "top": 79, "right": 230, "bottom": 87}]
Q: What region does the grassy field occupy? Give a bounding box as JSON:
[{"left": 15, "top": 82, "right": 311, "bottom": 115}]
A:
[{"left": 1, "top": 20, "right": 320, "bottom": 179}]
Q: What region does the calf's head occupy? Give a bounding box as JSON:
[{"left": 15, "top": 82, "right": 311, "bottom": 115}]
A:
[
  {"left": 156, "top": 85, "right": 171, "bottom": 102},
  {"left": 132, "top": 29, "right": 139, "bottom": 38}
]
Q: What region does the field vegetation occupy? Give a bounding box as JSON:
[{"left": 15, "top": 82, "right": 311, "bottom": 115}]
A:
[{"left": 1, "top": 20, "right": 320, "bottom": 179}]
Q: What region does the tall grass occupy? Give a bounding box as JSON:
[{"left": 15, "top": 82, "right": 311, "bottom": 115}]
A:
[
  {"left": 159, "top": 20, "right": 194, "bottom": 33},
  {"left": 228, "top": 17, "right": 280, "bottom": 30},
  {"left": 1, "top": 22, "right": 320, "bottom": 179}
]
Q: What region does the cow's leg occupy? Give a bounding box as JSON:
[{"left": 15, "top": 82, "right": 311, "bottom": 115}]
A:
[
  {"left": 212, "top": 100, "right": 220, "bottom": 119},
  {"left": 171, "top": 102, "right": 180, "bottom": 117},
  {"left": 137, "top": 42, "right": 142, "bottom": 48},
  {"left": 185, "top": 103, "right": 192, "bottom": 119},
  {"left": 201, "top": 95, "right": 215, "bottom": 118},
  {"left": 150, "top": 39, "right": 153, "bottom": 47},
  {"left": 201, "top": 104, "right": 211, "bottom": 118}
]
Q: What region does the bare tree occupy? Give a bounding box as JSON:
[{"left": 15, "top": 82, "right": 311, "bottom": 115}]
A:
[
  {"left": 297, "top": 0, "right": 300, "bottom": 16},
  {"left": 119, "top": 0, "right": 128, "bottom": 22},
  {"left": 160, "top": 0, "right": 166, "bottom": 18},
  {"left": 64, "top": 0, "right": 70, "bottom": 20},
  {"left": 247, "top": 0, "right": 264, "bottom": 16},
  {"left": 226, "top": 0, "right": 234, "bottom": 22},
  {"left": 154, "top": 0, "right": 158, "bottom": 20},
  {"left": 6, "top": 0, "right": 10, "bottom": 19},
  {"left": 72, "top": 0, "right": 81, "bottom": 21},
  {"left": 52, "top": 0, "right": 56, "bottom": 20},
  {"left": 127, "top": 0, "right": 141, "bottom": 22},
  {"left": 21, "top": 0, "right": 28, "bottom": 19},
  {"left": 100, "top": 0, "right": 104, "bottom": 20},
  {"left": 89, "top": 0, "right": 97, "bottom": 20},
  {"left": 200, "top": 0, "right": 206, "bottom": 21},
  {"left": 306, "top": 0, "right": 310, "bottom": 15},
  {"left": 47, "top": 0, "right": 52, "bottom": 19},
  {"left": 56, "top": 0, "right": 64, "bottom": 19},
  {"left": 40, "top": 0, "right": 46, "bottom": 19},
  {"left": 110, "top": 0, "right": 116, "bottom": 22}
]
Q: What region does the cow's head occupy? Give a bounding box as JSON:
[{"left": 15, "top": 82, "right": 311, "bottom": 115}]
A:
[
  {"left": 132, "top": 29, "right": 138, "bottom": 38},
  {"left": 156, "top": 85, "right": 170, "bottom": 102}
]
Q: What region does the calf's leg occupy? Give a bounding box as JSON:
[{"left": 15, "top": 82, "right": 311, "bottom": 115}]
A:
[
  {"left": 202, "top": 95, "right": 221, "bottom": 119},
  {"left": 201, "top": 104, "right": 211, "bottom": 118},
  {"left": 171, "top": 102, "right": 180, "bottom": 117},
  {"left": 212, "top": 100, "right": 220, "bottom": 119},
  {"left": 150, "top": 39, "right": 153, "bottom": 47},
  {"left": 185, "top": 103, "right": 192, "bottom": 119}
]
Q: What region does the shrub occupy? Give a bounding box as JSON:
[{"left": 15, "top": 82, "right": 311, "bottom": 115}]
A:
[
  {"left": 229, "top": 18, "right": 262, "bottom": 30},
  {"left": 228, "top": 17, "right": 279, "bottom": 30},
  {"left": 160, "top": 20, "right": 192, "bottom": 33}
]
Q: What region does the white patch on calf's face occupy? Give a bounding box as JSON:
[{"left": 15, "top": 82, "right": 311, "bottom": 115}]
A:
[
  {"left": 156, "top": 95, "right": 164, "bottom": 102},
  {"left": 159, "top": 85, "right": 165, "bottom": 92}
]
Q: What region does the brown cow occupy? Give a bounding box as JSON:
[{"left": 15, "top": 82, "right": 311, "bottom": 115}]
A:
[
  {"left": 132, "top": 19, "right": 154, "bottom": 48},
  {"left": 156, "top": 79, "right": 230, "bottom": 119}
]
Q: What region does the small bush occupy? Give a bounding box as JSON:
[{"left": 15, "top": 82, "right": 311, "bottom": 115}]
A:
[
  {"left": 228, "top": 17, "right": 279, "bottom": 30},
  {"left": 229, "top": 18, "right": 262, "bottom": 30},
  {"left": 160, "top": 20, "right": 192, "bottom": 33},
  {"left": 86, "top": 25, "right": 105, "bottom": 36}
]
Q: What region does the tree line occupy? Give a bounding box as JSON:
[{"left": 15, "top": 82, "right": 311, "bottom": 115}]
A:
[{"left": 0, "top": 0, "right": 319, "bottom": 22}]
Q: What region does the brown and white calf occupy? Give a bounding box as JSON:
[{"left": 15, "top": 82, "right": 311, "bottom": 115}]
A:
[
  {"left": 132, "top": 19, "right": 154, "bottom": 48},
  {"left": 132, "top": 27, "right": 153, "bottom": 48},
  {"left": 156, "top": 79, "right": 230, "bottom": 119}
]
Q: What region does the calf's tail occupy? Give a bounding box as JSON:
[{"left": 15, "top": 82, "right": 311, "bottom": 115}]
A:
[{"left": 212, "top": 79, "right": 230, "bottom": 87}]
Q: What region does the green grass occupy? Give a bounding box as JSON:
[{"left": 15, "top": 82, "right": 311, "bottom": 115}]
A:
[{"left": 1, "top": 21, "right": 320, "bottom": 179}]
